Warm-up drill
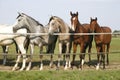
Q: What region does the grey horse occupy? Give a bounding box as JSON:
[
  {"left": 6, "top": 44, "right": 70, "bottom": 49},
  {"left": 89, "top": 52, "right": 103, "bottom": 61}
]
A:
[{"left": 13, "top": 13, "right": 57, "bottom": 70}]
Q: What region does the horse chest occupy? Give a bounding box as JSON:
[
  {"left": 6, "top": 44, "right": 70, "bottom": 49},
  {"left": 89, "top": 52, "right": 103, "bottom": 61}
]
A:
[
  {"left": 94, "top": 35, "right": 103, "bottom": 44},
  {"left": 30, "top": 37, "right": 47, "bottom": 46},
  {"left": 73, "top": 35, "right": 85, "bottom": 43}
]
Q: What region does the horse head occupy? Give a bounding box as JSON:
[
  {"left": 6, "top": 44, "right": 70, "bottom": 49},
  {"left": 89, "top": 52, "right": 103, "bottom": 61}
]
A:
[
  {"left": 48, "top": 16, "right": 61, "bottom": 35},
  {"left": 90, "top": 17, "right": 97, "bottom": 32},
  {"left": 70, "top": 11, "right": 79, "bottom": 31},
  {"left": 13, "top": 12, "right": 27, "bottom": 32}
]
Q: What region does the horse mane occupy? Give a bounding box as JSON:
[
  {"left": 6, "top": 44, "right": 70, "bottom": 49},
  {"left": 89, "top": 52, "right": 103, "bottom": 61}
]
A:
[
  {"left": 49, "top": 16, "right": 54, "bottom": 23},
  {"left": 50, "top": 16, "right": 66, "bottom": 26},
  {"left": 49, "top": 16, "right": 70, "bottom": 33},
  {"left": 21, "top": 13, "right": 44, "bottom": 27},
  {"left": 49, "top": 16, "right": 64, "bottom": 24}
]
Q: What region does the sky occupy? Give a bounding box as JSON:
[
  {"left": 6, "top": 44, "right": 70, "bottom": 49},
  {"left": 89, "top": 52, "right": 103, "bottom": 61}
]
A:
[{"left": 0, "top": 0, "right": 120, "bottom": 31}]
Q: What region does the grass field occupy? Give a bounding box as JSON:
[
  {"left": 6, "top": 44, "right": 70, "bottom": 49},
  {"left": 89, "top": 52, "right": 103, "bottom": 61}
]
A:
[
  {"left": 0, "top": 70, "right": 120, "bottom": 80},
  {"left": 0, "top": 37, "right": 119, "bottom": 80}
]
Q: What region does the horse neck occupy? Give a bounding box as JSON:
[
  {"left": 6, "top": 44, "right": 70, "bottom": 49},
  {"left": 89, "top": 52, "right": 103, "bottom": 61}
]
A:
[
  {"left": 26, "top": 18, "right": 43, "bottom": 33},
  {"left": 60, "top": 23, "right": 69, "bottom": 33},
  {"left": 94, "top": 23, "right": 102, "bottom": 33},
  {"left": 75, "top": 20, "right": 83, "bottom": 33}
]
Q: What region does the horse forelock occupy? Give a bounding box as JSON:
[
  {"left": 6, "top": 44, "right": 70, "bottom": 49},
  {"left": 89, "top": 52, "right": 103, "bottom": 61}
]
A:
[
  {"left": 49, "top": 16, "right": 54, "bottom": 23},
  {"left": 49, "top": 16, "right": 70, "bottom": 33}
]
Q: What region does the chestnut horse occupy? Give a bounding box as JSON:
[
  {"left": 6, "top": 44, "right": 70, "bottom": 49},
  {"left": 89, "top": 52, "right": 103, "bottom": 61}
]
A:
[
  {"left": 90, "top": 17, "right": 112, "bottom": 70},
  {"left": 70, "top": 12, "right": 93, "bottom": 70}
]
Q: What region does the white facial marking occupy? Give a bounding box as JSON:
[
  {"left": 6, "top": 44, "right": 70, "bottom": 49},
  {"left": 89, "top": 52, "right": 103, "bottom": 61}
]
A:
[
  {"left": 71, "top": 24, "right": 75, "bottom": 31},
  {"left": 71, "top": 17, "right": 77, "bottom": 31},
  {"left": 72, "top": 17, "right": 76, "bottom": 21}
]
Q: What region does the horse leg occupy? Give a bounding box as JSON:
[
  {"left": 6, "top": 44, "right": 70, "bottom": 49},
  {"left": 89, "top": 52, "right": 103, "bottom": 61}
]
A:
[
  {"left": 19, "top": 44, "right": 26, "bottom": 71},
  {"left": 102, "top": 45, "right": 106, "bottom": 69},
  {"left": 79, "top": 43, "right": 86, "bottom": 70},
  {"left": 13, "top": 37, "right": 27, "bottom": 71},
  {"left": 46, "top": 44, "right": 53, "bottom": 68},
  {"left": 48, "top": 45, "right": 54, "bottom": 68},
  {"left": 96, "top": 45, "right": 101, "bottom": 70},
  {"left": 64, "top": 42, "right": 70, "bottom": 70},
  {"left": 71, "top": 43, "right": 77, "bottom": 67},
  {"left": 12, "top": 53, "right": 21, "bottom": 71},
  {"left": 68, "top": 40, "right": 72, "bottom": 68},
  {"left": 26, "top": 44, "right": 34, "bottom": 71},
  {"left": 106, "top": 43, "right": 110, "bottom": 65},
  {"left": 88, "top": 43, "right": 92, "bottom": 62},
  {"left": 2, "top": 46, "right": 9, "bottom": 65},
  {"left": 12, "top": 42, "right": 22, "bottom": 71},
  {"left": 47, "top": 35, "right": 57, "bottom": 68},
  {"left": 57, "top": 43, "right": 62, "bottom": 70},
  {"left": 49, "top": 54, "right": 53, "bottom": 68},
  {"left": 62, "top": 44, "right": 66, "bottom": 67},
  {"left": 39, "top": 46, "right": 43, "bottom": 71}
]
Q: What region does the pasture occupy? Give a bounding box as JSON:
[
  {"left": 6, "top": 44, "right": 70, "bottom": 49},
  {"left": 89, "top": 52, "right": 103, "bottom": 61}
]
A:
[{"left": 0, "top": 37, "right": 119, "bottom": 80}]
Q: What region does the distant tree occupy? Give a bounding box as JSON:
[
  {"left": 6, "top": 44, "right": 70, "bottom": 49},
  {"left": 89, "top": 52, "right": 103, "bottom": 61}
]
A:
[
  {"left": 113, "top": 30, "right": 120, "bottom": 37},
  {"left": 113, "top": 30, "right": 120, "bottom": 33}
]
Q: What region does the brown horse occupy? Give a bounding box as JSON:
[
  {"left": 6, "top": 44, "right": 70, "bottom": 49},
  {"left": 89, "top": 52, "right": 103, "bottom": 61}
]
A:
[
  {"left": 70, "top": 12, "right": 93, "bottom": 70},
  {"left": 90, "top": 17, "right": 112, "bottom": 70}
]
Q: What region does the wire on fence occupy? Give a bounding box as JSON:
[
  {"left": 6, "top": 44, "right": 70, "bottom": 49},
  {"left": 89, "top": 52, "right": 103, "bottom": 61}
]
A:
[
  {"left": 0, "top": 32, "right": 120, "bottom": 36},
  {"left": 0, "top": 32, "right": 119, "bottom": 56},
  {"left": 0, "top": 50, "right": 119, "bottom": 57}
]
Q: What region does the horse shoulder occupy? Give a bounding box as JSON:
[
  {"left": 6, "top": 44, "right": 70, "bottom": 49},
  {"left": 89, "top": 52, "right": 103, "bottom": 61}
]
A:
[
  {"left": 101, "top": 26, "right": 112, "bottom": 33},
  {"left": 82, "top": 24, "right": 91, "bottom": 32}
]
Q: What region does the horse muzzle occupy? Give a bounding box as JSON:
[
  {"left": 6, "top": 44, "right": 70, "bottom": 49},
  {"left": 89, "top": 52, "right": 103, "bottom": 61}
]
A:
[{"left": 13, "top": 27, "right": 17, "bottom": 33}]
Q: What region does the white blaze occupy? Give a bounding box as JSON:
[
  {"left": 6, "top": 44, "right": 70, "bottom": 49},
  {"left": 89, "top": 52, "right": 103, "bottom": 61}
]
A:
[{"left": 71, "top": 17, "right": 76, "bottom": 31}]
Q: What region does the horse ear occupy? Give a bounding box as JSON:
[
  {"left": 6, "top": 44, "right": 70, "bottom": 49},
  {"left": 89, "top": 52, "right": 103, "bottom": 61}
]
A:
[
  {"left": 90, "top": 17, "right": 92, "bottom": 21},
  {"left": 76, "top": 12, "right": 78, "bottom": 16},
  {"left": 95, "top": 17, "right": 97, "bottom": 21},
  {"left": 18, "top": 12, "right": 22, "bottom": 16},
  {"left": 70, "top": 11, "right": 73, "bottom": 16},
  {"left": 18, "top": 12, "right": 21, "bottom": 15}
]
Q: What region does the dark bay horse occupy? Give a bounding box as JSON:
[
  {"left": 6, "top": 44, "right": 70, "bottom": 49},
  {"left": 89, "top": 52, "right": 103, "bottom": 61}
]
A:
[
  {"left": 48, "top": 16, "right": 72, "bottom": 70},
  {"left": 90, "top": 17, "right": 112, "bottom": 70},
  {"left": 70, "top": 12, "right": 93, "bottom": 70},
  {"left": 13, "top": 13, "right": 57, "bottom": 70}
]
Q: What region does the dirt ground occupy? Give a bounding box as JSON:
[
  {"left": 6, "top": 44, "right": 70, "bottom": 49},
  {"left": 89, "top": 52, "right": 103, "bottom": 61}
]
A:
[{"left": 0, "top": 60, "right": 119, "bottom": 71}]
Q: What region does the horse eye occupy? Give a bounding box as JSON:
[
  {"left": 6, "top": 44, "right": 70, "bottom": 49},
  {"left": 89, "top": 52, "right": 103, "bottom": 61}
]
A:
[
  {"left": 18, "top": 19, "right": 21, "bottom": 22},
  {"left": 52, "top": 23, "right": 55, "bottom": 25}
]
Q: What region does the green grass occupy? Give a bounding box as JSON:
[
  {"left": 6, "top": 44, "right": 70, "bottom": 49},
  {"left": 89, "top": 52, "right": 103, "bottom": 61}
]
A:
[
  {"left": 0, "top": 70, "right": 120, "bottom": 80},
  {"left": 0, "top": 37, "right": 119, "bottom": 80}
]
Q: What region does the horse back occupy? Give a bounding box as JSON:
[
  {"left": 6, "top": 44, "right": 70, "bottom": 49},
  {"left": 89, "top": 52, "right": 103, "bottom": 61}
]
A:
[
  {"left": 95, "top": 26, "right": 112, "bottom": 44},
  {"left": 101, "top": 26, "right": 112, "bottom": 33},
  {"left": 82, "top": 24, "right": 91, "bottom": 32}
]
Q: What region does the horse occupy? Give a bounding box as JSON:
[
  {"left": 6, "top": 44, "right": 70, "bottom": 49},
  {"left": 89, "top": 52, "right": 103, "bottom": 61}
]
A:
[
  {"left": 0, "top": 25, "right": 13, "bottom": 65},
  {"left": 0, "top": 24, "right": 29, "bottom": 71},
  {"left": 1, "top": 45, "right": 9, "bottom": 65},
  {"left": 90, "top": 17, "right": 112, "bottom": 70},
  {"left": 13, "top": 13, "right": 58, "bottom": 71},
  {"left": 70, "top": 12, "right": 93, "bottom": 70},
  {"left": 48, "top": 16, "right": 72, "bottom": 70}
]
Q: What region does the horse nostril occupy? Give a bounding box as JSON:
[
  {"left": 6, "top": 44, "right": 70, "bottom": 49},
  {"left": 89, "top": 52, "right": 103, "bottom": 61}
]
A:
[
  {"left": 13, "top": 27, "right": 17, "bottom": 33},
  {"left": 13, "top": 28, "right": 15, "bottom": 32}
]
